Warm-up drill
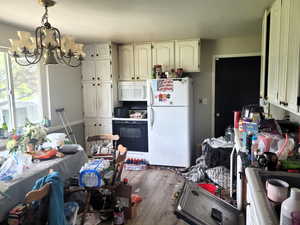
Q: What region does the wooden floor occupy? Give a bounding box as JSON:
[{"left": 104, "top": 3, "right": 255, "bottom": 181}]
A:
[{"left": 121, "top": 168, "right": 188, "bottom": 225}]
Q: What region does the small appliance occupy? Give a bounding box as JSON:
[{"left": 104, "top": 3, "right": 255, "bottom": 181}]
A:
[
  {"left": 114, "top": 107, "right": 129, "bottom": 118},
  {"left": 118, "top": 81, "right": 147, "bottom": 101}
]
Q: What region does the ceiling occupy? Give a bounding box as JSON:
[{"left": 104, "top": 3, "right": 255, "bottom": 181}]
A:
[{"left": 0, "top": 0, "right": 274, "bottom": 44}]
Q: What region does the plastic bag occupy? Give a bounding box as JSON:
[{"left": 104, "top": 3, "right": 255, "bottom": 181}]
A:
[
  {"left": 0, "top": 152, "right": 32, "bottom": 181},
  {"left": 43, "top": 133, "right": 66, "bottom": 149}
]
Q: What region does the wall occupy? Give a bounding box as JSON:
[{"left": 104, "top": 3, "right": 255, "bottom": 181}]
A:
[
  {"left": 46, "top": 65, "right": 83, "bottom": 127},
  {"left": 0, "top": 22, "right": 84, "bottom": 143},
  {"left": 191, "top": 34, "right": 262, "bottom": 145}
]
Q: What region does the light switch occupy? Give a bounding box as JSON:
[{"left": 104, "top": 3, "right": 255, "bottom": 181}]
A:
[{"left": 199, "top": 97, "right": 208, "bottom": 105}]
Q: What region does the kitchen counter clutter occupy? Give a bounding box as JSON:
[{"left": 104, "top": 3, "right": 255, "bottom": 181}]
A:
[{"left": 246, "top": 168, "right": 300, "bottom": 225}]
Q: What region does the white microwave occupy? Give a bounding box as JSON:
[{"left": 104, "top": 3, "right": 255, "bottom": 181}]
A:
[{"left": 118, "top": 81, "right": 147, "bottom": 101}]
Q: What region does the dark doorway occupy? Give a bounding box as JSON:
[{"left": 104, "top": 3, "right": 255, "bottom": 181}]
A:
[{"left": 214, "top": 56, "right": 261, "bottom": 137}]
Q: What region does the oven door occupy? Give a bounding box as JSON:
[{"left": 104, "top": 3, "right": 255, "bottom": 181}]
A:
[{"left": 112, "top": 120, "right": 148, "bottom": 152}]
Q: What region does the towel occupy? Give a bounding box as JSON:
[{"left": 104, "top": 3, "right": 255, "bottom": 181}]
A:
[{"left": 32, "top": 171, "right": 67, "bottom": 225}]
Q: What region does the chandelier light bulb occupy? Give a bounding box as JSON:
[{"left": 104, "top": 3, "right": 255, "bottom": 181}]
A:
[{"left": 8, "top": 0, "right": 84, "bottom": 67}]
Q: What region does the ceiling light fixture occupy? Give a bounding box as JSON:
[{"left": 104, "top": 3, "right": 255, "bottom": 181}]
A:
[{"left": 8, "top": 0, "right": 85, "bottom": 67}]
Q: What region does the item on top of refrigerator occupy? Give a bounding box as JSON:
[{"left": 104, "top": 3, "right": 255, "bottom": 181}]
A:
[
  {"left": 280, "top": 188, "right": 300, "bottom": 225},
  {"left": 153, "top": 65, "right": 162, "bottom": 79},
  {"left": 241, "top": 104, "right": 264, "bottom": 122},
  {"left": 170, "top": 69, "right": 177, "bottom": 78},
  {"left": 176, "top": 68, "right": 184, "bottom": 78}
]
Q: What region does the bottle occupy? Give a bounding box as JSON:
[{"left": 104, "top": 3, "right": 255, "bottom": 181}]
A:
[
  {"left": 113, "top": 200, "right": 124, "bottom": 225},
  {"left": 280, "top": 188, "right": 300, "bottom": 225},
  {"left": 251, "top": 136, "right": 258, "bottom": 162},
  {"left": 2, "top": 118, "right": 8, "bottom": 138}
]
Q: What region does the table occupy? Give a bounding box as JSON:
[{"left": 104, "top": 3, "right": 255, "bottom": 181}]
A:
[{"left": 0, "top": 145, "right": 88, "bottom": 222}]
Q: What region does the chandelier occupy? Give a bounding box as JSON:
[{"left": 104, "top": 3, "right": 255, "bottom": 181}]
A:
[{"left": 8, "top": 0, "right": 85, "bottom": 67}]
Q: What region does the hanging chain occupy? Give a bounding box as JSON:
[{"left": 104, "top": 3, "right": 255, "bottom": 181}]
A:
[{"left": 41, "top": 6, "right": 49, "bottom": 25}]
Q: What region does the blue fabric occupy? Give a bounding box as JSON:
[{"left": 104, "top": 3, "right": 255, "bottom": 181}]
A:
[{"left": 32, "top": 171, "right": 67, "bottom": 225}]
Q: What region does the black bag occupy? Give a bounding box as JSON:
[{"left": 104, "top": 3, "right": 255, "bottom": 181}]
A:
[{"left": 201, "top": 142, "right": 232, "bottom": 169}]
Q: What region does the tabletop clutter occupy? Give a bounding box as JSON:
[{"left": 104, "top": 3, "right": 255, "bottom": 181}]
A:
[{"left": 0, "top": 120, "right": 142, "bottom": 225}]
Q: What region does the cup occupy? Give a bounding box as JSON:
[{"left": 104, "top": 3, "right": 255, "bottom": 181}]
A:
[{"left": 266, "top": 179, "right": 289, "bottom": 203}]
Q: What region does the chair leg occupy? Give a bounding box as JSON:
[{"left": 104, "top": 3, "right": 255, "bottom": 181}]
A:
[{"left": 80, "top": 190, "right": 91, "bottom": 225}]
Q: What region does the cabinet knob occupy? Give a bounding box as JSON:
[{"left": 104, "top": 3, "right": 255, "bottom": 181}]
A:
[
  {"left": 132, "top": 77, "right": 135, "bottom": 80},
  {"left": 99, "top": 124, "right": 102, "bottom": 126},
  {"left": 94, "top": 124, "right": 97, "bottom": 126},
  {"left": 97, "top": 83, "right": 100, "bottom": 86},
  {"left": 137, "top": 77, "right": 140, "bottom": 80},
  {"left": 97, "top": 77, "right": 100, "bottom": 80},
  {"left": 96, "top": 54, "right": 99, "bottom": 57},
  {"left": 91, "top": 54, "right": 94, "bottom": 57},
  {"left": 92, "top": 84, "right": 95, "bottom": 86},
  {"left": 92, "top": 77, "right": 95, "bottom": 80}
]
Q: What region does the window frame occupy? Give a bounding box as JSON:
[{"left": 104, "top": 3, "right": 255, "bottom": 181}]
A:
[{"left": 0, "top": 46, "right": 46, "bottom": 130}]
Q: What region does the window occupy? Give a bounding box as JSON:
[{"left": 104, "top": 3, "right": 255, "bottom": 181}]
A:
[{"left": 0, "top": 48, "right": 43, "bottom": 131}]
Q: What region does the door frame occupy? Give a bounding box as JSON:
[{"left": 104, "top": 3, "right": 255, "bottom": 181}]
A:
[{"left": 211, "top": 53, "right": 261, "bottom": 137}]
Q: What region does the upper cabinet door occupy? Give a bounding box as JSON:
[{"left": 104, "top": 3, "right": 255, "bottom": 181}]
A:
[
  {"left": 260, "top": 10, "right": 269, "bottom": 99},
  {"left": 82, "top": 61, "right": 96, "bottom": 81},
  {"left": 97, "top": 82, "right": 113, "bottom": 118},
  {"left": 119, "top": 45, "right": 135, "bottom": 81},
  {"left": 84, "top": 45, "right": 96, "bottom": 60},
  {"left": 95, "top": 59, "right": 112, "bottom": 82},
  {"left": 278, "top": 0, "right": 291, "bottom": 104},
  {"left": 134, "top": 43, "right": 152, "bottom": 80},
  {"left": 82, "top": 82, "right": 97, "bottom": 117},
  {"left": 267, "top": 0, "right": 281, "bottom": 104},
  {"left": 175, "top": 40, "right": 200, "bottom": 72},
  {"left": 286, "top": 0, "right": 300, "bottom": 112},
  {"left": 152, "top": 41, "right": 175, "bottom": 73},
  {"left": 95, "top": 44, "right": 111, "bottom": 60}
]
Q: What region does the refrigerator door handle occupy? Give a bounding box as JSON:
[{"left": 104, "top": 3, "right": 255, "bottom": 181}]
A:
[
  {"left": 151, "top": 107, "right": 155, "bottom": 128},
  {"left": 150, "top": 86, "right": 154, "bottom": 106}
]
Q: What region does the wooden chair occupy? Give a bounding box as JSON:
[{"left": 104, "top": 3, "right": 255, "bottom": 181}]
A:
[
  {"left": 24, "top": 172, "right": 79, "bottom": 225},
  {"left": 86, "top": 134, "right": 120, "bottom": 159}
]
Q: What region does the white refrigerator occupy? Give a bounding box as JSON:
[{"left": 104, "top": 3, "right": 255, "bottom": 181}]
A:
[{"left": 147, "top": 78, "right": 192, "bottom": 168}]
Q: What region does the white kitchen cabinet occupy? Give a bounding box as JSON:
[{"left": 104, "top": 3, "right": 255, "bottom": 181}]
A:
[
  {"left": 82, "top": 60, "right": 96, "bottom": 81},
  {"left": 260, "top": 10, "right": 269, "bottom": 99},
  {"left": 118, "top": 44, "right": 135, "bottom": 81},
  {"left": 97, "top": 82, "right": 113, "bottom": 118},
  {"left": 82, "top": 82, "right": 97, "bottom": 117},
  {"left": 175, "top": 39, "right": 200, "bottom": 72},
  {"left": 95, "top": 44, "right": 111, "bottom": 60},
  {"left": 82, "top": 81, "right": 113, "bottom": 118},
  {"left": 118, "top": 43, "right": 152, "bottom": 81},
  {"left": 83, "top": 45, "right": 96, "bottom": 60},
  {"left": 82, "top": 59, "right": 112, "bottom": 82},
  {"left": 134, "top": 43, "right": 152, "bottom": 80},
  {"left": 284, "top": 0, "right": 300, "bottom": 112},
  {"left": 267, "top": 0, "right": 281, "bottom": 104},
  {"left": 85, "top": 118, "right": 112, "bottom": 137},
  {"left": 82, "top": 43, "right": 118, "bottom": 142},
  {"left": 278, "top": 0, "right": 290, "bottom": 105},
  {"left": 152, "top": 41, "right": 175, "bottom": 73}
]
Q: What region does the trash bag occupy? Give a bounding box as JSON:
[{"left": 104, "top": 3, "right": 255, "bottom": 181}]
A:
[{"left": 0, "top": 152, "right": 32, "bottom": 181}]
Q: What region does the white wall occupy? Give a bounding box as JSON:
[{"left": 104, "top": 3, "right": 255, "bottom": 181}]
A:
[
  {"left": 191, "top": 34, "right": 262, "bottom": 144},
  {"left": 46, "top": 65, "right": 83, "bottom": 127}
]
